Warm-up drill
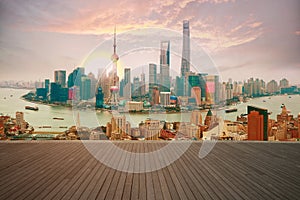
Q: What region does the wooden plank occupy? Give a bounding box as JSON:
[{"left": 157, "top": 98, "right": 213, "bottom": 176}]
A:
[
  {"left": 0, "top": 141, "right": 299, "bottom": 200},
  {"left": 0, "top": 143, "right": 82, "bottom": 200}
]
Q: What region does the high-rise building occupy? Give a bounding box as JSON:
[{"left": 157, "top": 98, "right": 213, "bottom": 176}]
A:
[
  {"left": 133, "top": 77, "right": 140, "bottom": 97},
  {"left": 45, "top": 79, "right": 50, "bottom": 94},
  {"left": 95, "top": 87, "right": 104, "bottom": 108},
  {"left": 186, "top": 72, "right": 200, "bottom": 96},
  {"left": 121, "top": 68, "right": 131, "bottom": 100},
  {"left": 279, "top": 78, "right": 289, "bottom": 88},
  {"left": 248, "top": 111, "right": 264, "bottom": 140},
  {"left": 160, "top": 92, "right": 171, "bottom": 106},
  {"left": 80, "top": 76, "right": 91, "bottom": 100},
  {"left": 149, "top": 63, "right": 157, "bottom": 100},
  {"left": 124, "top": 68, "right": 131, "bottom": 84},
  {"left": 68, "top": 67, "right": 84, "bottom": 90},
  {"left": 50, "top": 82, "right": 60, "bottom": 102},
  {"left": 191, "top": 87, "right": 201, "bottom": 105},
  {"left": 266, "top": 80, "right": 278, "bottom": 94},
  {"left": 160, "top": 41, "right": 170, "bottom": 92},
  {"left": 205, "top": 75, "right": 219, "bottom": 104},
  {"left": 175, "top": 76, "right": 184, "bottom": 96},
  {"left": 16, "top": 111, "right": 25, "bottom": 130},
  {"left": 247, "top": 106, "right": 268, "bottom": 140},
  {"left": 151, "top": 86, "right": 160, "bottom": 105},
  {"left": 181, "top": 20, "right": 190, "bottom": 77},
  {"left": 68, "top": 86, "right": 80, "bottom": 101},
  {"left": 88, "top": 72, "right": 97, "bottom": 98},
  {"left": 54, "top": 70, "right": 66, "bottom": 87},
  {"left": 140, "top": 72, "right": 146, "bottom": 96},
  {"left": 111, "top": 115, "right": 127, "bottom": 139}
]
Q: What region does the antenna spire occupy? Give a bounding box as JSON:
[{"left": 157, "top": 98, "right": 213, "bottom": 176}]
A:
[{"left": 113, "top": 25, "right": 116, "bottom": 54}]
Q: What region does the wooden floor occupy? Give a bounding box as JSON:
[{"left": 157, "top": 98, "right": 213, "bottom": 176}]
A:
[{"left": 0, "top": 141, "right": 299, "bottom": 200}]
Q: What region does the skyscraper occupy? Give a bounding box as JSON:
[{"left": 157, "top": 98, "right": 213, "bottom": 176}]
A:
[
  {"left": 45, "top": 79, "right": 50, "bottom": 94},
  {"left": 140, "top": 72, "right": 146, "bottom": 96},
  {"left": 160, "top": 41, "right": 170, "bottom": 92},
  {"left": 205, "top": 75, "right": 219, "bottom": 104},
  {"left": 96, "top": 87, "right": 104, "bottom": 108},
  {"left": 123, "top": 68, "right": 131, "bottom": 100},
  {"left": 80, "top": 76, "right": 91, "bottom": 100},
  {"left": 248, "top": 111, "right": 264, "bottom": 141},
  {"left": 133, "top": 76, "right": 140, "bottom": 97},
  {"left": 151, "top": 86, "right": 160, "bottom": 105},
  {"left": 149, "top": 63, "right": 157, "bottom": 92},
  {"left": 54, "top": 70, "right": 66, "bottom": 87},
  {"left": 88, "top": 72, "right": 97, "bottom": 98},
  {"left": 247, "top": 106, "right": 268, "bottom": 140},
  {"left": 181, "top": 20, "right": 190, "bottom": 77},
  {"left": 67, "top": 67, "right": 84, "bottom": 88}
]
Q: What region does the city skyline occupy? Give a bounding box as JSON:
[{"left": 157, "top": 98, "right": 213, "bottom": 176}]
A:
[{"left": 0, "top": 0, "right": 300, "bottom": 84}]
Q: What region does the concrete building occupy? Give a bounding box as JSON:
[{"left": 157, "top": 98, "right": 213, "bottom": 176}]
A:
[
  {"left": 248, "top": 111, "right": 264, "bottom": 140},
  {"left": 191, "top": 87, "right": 201, "bottom": 105},
  {"left": 123, "top": 68, "right": 131, "bottom": 100},
  {"left": 15, "top": 112, "right": 25, "bottom": 130},
  {"left": 160, "top": 92, "right": 171, "bottom": 106},
  {"left": 111, "top": 115, "right": 127, "bottom": 140},
  {"left": 160, "top": 41, "right": 170, "bottom": 92},
  {"left": 54, "top": 70, "right": 66, "bottom": 87},
  {"left": 88, "top": 72, "right": 97, "bottom": 98},
  {"left": 151, "top": 86, "right": 160, "bottom": 105},
  {"left": 149, "top": 63, "right": 157, "bottom": 90},
  {"left": 190, "top": 110, "right": 202, "bottom": 125},
  {"left": 95, "top": 87, "right": 104, "bottom": 108},
  {"left": 140, "top": 72, "right": 146, "bottom": 96},
  {"left": 248, "top": 106, "right": 268, "bottom": 140},
  {"left": 181, "top": 20, "right": 190, "bottom": 77},
  {"left": 125, "top": 101, "right": 143, "bottom": 112},
  {"left": 205, "top": 75, "right": 219, "bottom": 105},
  {"left": 139, "top": 119, "right": 161, "bottom": 140},
  {"left": 80, "top": 76, "right": 91, "bottom": 100},
  {"left": 267, "top": 80, "right": 278, "bottom": 94},
  {"left": 279, "top": 78, "right": 289, "bottom": 89}
]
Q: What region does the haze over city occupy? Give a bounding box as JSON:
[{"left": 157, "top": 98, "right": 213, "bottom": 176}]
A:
[{"left": 1, "top": 0, "right": 300, "bottom": 84}]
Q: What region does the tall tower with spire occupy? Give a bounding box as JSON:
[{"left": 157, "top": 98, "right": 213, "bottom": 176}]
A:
[
  {"left": 181, "top": 20, "right": 190, "bottom": 77},
  {"left": 107, "top": 26, "right": 120, "bottom": 105}
]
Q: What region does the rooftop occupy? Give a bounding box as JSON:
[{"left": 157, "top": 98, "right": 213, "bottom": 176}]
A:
[{"left": 0, "top": 141, "right": 299, "bottom": 199}]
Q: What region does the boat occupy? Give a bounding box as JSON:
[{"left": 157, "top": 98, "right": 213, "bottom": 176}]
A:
[
  {"left": 225, "top": 108, "right": 238, "bottom": 113},
  {"left": 53, "top": 117, "right": 64, "bottom": 120},
  {"left": 25, "top": 106, "right": 39, "bottom": 111}
]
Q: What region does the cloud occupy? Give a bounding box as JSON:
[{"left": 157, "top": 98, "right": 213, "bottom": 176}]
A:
[{"left": 0, "top": 0, "right": 299, "bottom": 83}]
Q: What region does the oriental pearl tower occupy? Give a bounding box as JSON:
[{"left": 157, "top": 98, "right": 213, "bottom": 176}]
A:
[{"left": 108, "top": 26, "right": 120, "bottom": 106}]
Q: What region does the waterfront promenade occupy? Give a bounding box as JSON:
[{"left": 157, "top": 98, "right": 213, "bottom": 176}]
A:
[{"left": 0, "top": 141, "right": 299, "bottom": 199}]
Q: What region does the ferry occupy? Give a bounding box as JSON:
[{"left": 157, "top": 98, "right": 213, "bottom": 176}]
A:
[
  {"left": 53, "top": 117, "right": 64, "bottom": 120},
  {"left": 225, "top": 108, "right": 238, "bottom": 113},
  {"left": 25, "top": 106, "right": 39, "bottom": 111}
]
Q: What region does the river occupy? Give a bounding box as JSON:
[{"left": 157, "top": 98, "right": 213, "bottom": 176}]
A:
[{"left": 0, "top": 88, "right": 299, "bottom": 132}]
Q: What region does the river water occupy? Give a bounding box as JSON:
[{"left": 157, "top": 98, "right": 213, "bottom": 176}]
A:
[{"left": 0, "top": 88, "right": 299, "bottom": 132}]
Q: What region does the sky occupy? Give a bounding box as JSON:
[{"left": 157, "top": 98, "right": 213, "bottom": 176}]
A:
[{"left": 0, "top": 0, "right": 300, "bottom": 84}]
